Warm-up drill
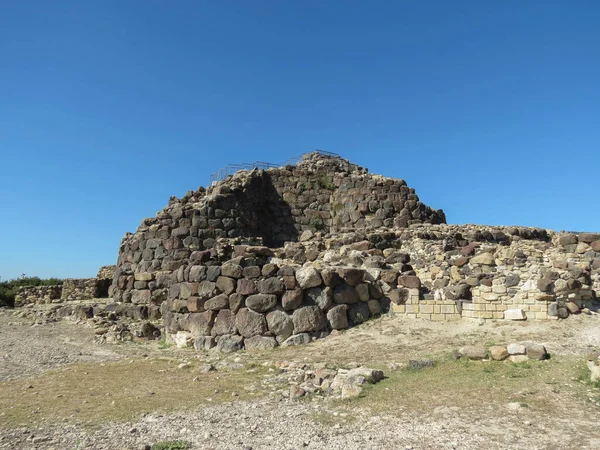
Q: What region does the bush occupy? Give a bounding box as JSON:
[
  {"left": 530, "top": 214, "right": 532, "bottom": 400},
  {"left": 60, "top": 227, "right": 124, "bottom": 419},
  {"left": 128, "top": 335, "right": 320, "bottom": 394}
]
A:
[
  {"left": 310, "top": 217, "right": 325, "bottom": 231},
  {"left": 0, "top": 275, "right": 63, "bottom": 307},
  {"left": 318, "top": 176, "right": 336, "bottom": 190}
]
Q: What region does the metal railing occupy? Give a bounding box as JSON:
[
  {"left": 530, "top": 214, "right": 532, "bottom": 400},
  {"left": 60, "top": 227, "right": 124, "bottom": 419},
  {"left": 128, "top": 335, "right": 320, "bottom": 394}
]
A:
[{"left": 209, "top": 149, "right": 342, "bottom": 185}]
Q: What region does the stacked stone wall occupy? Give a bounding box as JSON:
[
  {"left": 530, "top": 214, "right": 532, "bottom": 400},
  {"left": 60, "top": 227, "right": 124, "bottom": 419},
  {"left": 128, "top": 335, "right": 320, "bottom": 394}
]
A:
[
  {"left": 156, "top": 247, "right": 411, "bottom": 350},
  {"left": 340, "top": 224, "right": 600, "bottom": 321},
  {"left": 15, "top": 285, "right": 62, "bottom": 306},
  {"left": 61, "top": 278, "right": 100, "bottom": 301},
  {"left": 111, "top": 153, "right": 445, "bottom": 303}
]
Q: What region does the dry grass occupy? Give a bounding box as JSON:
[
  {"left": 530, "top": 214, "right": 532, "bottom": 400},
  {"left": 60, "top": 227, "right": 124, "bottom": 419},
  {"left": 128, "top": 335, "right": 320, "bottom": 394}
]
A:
[
  {"left": 336, "top": 355, "right": 598, "bottom": 416},
  {"left": 0, "top": 357, "right": 266, "bottom": 429}
]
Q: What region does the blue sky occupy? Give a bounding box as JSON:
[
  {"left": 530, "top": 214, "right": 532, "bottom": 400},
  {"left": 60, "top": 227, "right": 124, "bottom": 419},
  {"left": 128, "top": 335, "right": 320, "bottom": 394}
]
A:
[{"left": 1, "top": 1, "right": 599, "bottom": 280}]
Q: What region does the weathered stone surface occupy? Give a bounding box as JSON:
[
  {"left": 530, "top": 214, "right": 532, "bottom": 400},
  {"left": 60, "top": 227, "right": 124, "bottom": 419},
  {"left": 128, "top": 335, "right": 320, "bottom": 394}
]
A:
[
  {"left": 173, "top": 331, "right": 193, "bottom": 348},
  {"left": 243, "top": 266, "right": 261, "bottom": 279},
  {"left": 216, "top": 334, "right": 244, "bottom": 353},
  {"left": 194, "top": 335, "right": 215, "bottom": 351},
  {"left": 282, "top": 333, "right": 311, "bottom": 346},
  {"left": 229, "top": 293, "right": 244, "bottom": 313},
  {"left": 295, "top": 267, "right": 323, "bottom": 289},
  {"left": 221, "top": 263, "right": 243, "bottom": 279},
  {"left": 509, "top": 355, "right": 529, "bottom": 363},
  {"left": 504, "top": 309, "right": 526, "bottom": 320},
  {"left": 257, "top": 277, "right": 286, "bottom": 295},
  {"left": 470, "top": 252, "right": 495, "bottom": 265},
  {"left": 266, "top": 310, "right": 294, "bottom": 340},
  {"left": 348, "top": 302, "right": 370, "bottom": 324},
  {"left": 236, "top": 279, "right": 257, "bottom": 296},
  {"left": 213, "top": 309, "right": 237, "bottom": 336},
  {"left": 216, "top": 276, "right": 236, "bottom": 295},
  {"left": 321, "top": 268, "right": 343, "bottom": 287},
  {"left": 235, "top": 308, "right": 267, "bottom": 338},
  {"left": 565, "top": 302, "right": 580, "bottom": 314},
  {"left": 367, "top": 299, "right": 382, "bottom": 315},
  {"left": 131, "top": 289, "right": 151, "bottom": 304},
  {"left": 292, "top": 306, "right": 327, "bottom": 333},
  {"left": 204, "top": 294, "right": 229, "bottom": 311},
  {"left": 282, "top": 290, "right": 303, "bottom": 310},
  {"left": 244, "top": 335, "right": 277, "bottom": 350},
  {"left": 524, "top": 343, "right": 547, "bottom": 360},
  {"left": 537, "top": 277, "right": 554, "bottom": 293},
  {"left": 197, "top": 281, "right": 217, "bottom": 299},
  {"left": 397, "top": 276, "right": 421, "bottom": 289},
  {"left": 355, "top": 283, "right": 370, "bottom": 301},
  {"left": 246, "top": 294, "right": 277, "bottom": 313},
  {"left": 184, "top": 311, "right": 215, "bottom": 336},
  {"left": 559, "top": 234, "right": 578, "bottom": 246},
  {"left": 507, "top": 343, "right": 526, "bottom": 355},
  {"left": 187, "top": 297, "right": 207, "bottom": 312},
  {"left": 489, "top": 346, "right": 509, "bottom": 361},
  {"left": 463, "top": 345, "right": 487, "bottom": 360},
  {"left": 336, "top": 268, "right": 365, "bottom": 286},
  {"left": 333, "top": 284, "right": 359, "bottom": 304},
  {"left": 327, "top": 304, "right": 349, "bottom": 330},
  {"left": 304, "top": 287, "right": 333, "bottom": 310}
]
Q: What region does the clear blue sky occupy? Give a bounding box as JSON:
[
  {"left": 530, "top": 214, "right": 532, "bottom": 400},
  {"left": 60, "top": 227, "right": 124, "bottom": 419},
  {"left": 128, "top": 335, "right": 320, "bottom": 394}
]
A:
[{"left": 1, "top": 1, "right": 599, "bottom": 280}]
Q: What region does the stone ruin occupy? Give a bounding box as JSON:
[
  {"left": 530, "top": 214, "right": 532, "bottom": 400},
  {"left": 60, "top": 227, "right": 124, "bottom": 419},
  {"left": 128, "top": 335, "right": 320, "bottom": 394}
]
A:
[
  {"left": 104, "top": 151, "right": 600, "bottom": 351},
  {"left": 15, "top": 265, "right": 116, "bottom": 306}
]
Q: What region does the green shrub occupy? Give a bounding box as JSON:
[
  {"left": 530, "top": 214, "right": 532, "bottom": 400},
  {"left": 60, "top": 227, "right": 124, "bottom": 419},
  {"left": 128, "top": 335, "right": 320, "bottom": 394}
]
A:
[
  {"left": 310, "top": 217, "right": 325, "bottom": 231},
  {"left": 318, "top": 176, "right": 336, "bottom": 190}
]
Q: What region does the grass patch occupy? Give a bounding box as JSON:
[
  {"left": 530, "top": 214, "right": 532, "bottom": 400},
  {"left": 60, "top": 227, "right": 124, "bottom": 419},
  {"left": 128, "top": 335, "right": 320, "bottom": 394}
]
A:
[
  {"left": 337, "top": 357, "right": 579, "bottom": 415},
  {"left": 158, "top": 334, "right": 173, "bottom": 350},
  {"left": 152, "top": 441, "right": 190, "bottom": 450},
  {"left": 0, "top": 358, "right": 267, "bottom": 429}
]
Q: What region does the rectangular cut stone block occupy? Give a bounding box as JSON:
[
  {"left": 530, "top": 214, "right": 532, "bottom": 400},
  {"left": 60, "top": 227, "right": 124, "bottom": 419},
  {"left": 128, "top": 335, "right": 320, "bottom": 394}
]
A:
[
  {"left": 504, "top": 308, "right": 527, "bottom": 320},
  {"left": 391, "top": 304, "right": 406, "bottom": 314},
  {"left": 406, "top": 304, "right": 418, "bottom": 314},
  {"left": 441, "top": 305, "right": 457, "bottom": 314},
  {"left": 419, "top": 305, "right": 434, "bottom": 314}
]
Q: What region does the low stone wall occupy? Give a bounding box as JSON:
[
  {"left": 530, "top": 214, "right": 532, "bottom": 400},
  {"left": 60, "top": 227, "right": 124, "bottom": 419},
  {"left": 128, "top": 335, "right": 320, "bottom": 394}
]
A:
[
  {"left": 156, "top": 249, "right": 411, "bottom": 351},
  {"left": 15, "top": 285, "right": 62, "bottom": 306},
  {"left": 60, "top": 279, "right": 99, "bottom": 301}
]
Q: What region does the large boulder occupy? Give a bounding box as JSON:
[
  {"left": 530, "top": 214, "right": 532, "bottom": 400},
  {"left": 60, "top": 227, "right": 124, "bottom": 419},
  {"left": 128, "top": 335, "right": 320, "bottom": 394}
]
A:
[
  {"left": 327, "top": 304, "right": 349, "bottom": 330},
  {"left": 246, "top": 294, "right": 278, "bottom": 313},
  {"left": 348, "top": 302, "right": 370, "bottom": 324},
  {"left": 295, "top": 267, "right": 323, "bottom": 289},
  {"left": 292, "top": 306, "right": 327, "bottom": 333},
  {"left": 333, "top": 284, "right": 359, "bottom": 304},
  {"left": 216, "top": 334, "right": 244, "bottom": 353},
  {"left": 266, "top": 310, "right": 294, "bottom": 341},
  {"left": 235, "top": 308, "right": 268, "bottom": 338},
  {"left": 213, "top": 309, "right": 237, "bottom": 336},
  {"left": 304, "top": 287, "right": 333, "bottom": 310},
  {"left": 244, "top": 335, "right": 277, "bottom": 351},
  {"left": 258, "top": 278, "right": 286, "bottom": 295}
]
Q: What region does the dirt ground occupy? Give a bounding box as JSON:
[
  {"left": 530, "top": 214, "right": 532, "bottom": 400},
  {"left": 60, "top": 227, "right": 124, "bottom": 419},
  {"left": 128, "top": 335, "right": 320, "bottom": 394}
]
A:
[{"left": 1, "top": 307, "right": 599, "bottom": 450}]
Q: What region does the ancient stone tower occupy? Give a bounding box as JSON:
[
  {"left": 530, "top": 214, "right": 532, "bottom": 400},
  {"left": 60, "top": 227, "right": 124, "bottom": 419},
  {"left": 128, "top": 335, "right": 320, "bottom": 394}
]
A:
[{"left": 110, "top": 152, "right": 445, "bottom": 305}]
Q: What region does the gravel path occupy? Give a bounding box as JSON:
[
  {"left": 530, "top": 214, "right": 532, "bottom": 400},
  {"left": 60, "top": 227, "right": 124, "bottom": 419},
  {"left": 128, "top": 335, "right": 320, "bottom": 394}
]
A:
[
  {"left": 1, "top": 398, "right": 599, "bottom": 450},
  {"left": 2, "top": 308, "right": 600, "bottom": 449}
]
